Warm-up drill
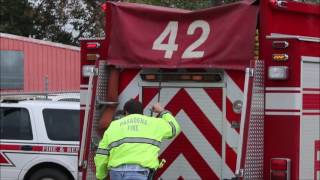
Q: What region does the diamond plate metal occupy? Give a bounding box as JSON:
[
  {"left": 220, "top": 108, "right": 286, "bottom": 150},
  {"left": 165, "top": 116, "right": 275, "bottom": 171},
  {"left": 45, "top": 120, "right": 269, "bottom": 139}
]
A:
[
  {"left": 86, "top": 60, "right": 109, "bottom": 180},
  {"left": 244, "top": 60, "right": 265, "bottom": 179}
]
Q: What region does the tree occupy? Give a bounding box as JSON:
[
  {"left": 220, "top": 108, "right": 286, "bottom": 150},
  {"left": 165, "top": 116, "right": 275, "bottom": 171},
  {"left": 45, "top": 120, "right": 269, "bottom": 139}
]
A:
[
  {"left": 74, "top": 0, "right": 105, "bottom": 41},
  {"left": 31, "top": 1, "right": 71, "bottom": 44},
  {"left": 0, "top": 0, "right": 106, "bottom": 45},
  {"left": 30, "top": 0, "right": 105, "bottom": 45},
  {"left": 0, "top": 0, "right": 34, "bottom": 37}
]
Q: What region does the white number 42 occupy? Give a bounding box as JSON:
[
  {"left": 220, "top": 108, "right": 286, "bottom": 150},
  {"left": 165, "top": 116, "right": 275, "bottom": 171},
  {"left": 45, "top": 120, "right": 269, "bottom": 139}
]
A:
[{"left": 152, "top": 20, "right": 210, "bottom": 59}]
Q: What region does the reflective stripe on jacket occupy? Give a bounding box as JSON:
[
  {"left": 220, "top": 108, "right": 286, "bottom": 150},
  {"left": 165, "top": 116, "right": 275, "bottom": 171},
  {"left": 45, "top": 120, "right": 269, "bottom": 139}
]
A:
[{"left": 94, "top": 111, "right": 180, "bottom": 180}]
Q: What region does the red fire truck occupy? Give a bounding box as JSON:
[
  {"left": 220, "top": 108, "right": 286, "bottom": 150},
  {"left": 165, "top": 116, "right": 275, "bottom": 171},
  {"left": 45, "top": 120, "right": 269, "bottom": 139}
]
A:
[{"left": 79, "top": 0, "right": 320, "bottom": 179}]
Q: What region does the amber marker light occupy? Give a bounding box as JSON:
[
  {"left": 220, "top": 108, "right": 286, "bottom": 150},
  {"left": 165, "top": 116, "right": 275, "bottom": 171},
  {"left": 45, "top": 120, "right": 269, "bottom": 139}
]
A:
[{"left": 272, "top": 54, "right": 289, "bottom": 61}]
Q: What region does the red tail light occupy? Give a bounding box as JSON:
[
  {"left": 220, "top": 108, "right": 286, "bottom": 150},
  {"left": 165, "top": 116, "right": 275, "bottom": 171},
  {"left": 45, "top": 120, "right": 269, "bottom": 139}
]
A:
[
  {"left": 271, "top": 171, "right": 287, "bottom": 180},
  {"left": 271, "top": 159, "right": 288, "bottom": 171},
  {"left": 101, "top": 3, "right": 107, "bottom": 11},
  {"left": 86, "top": 42, "right": 100, "bottom": 49},
  {"left": 270, "top": 158, "right": 290, "bottom": 180}
]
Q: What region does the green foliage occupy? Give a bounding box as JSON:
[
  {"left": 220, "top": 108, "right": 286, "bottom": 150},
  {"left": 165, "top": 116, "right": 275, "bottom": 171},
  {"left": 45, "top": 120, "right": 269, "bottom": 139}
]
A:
[
  {"left": 30, "top": 0, "right": 105, "bottom": 45},
  {"left": 0, "top": 0, "right": 34, "bottom": 37},
  {"left": 0, "top": 0, "right": 105, "bottom": 45},
  {"left": 32, "top": 1, "right": 71, "bottom": 44}
]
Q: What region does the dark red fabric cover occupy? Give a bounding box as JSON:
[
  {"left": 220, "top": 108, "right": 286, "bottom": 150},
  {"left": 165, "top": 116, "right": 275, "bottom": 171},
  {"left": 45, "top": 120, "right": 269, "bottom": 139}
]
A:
[{"left": 106, "top": 1, "right": 258, "bottom": 70}]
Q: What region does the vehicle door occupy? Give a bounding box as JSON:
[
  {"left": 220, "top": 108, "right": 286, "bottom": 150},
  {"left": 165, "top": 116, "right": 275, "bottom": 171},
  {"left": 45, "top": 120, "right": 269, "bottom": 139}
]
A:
[
  {"left": 0, "top": 105, "right": 38, "bottom": 179},
  {"left": 35, "top": 106, "right": 80, "bottom": 177}
]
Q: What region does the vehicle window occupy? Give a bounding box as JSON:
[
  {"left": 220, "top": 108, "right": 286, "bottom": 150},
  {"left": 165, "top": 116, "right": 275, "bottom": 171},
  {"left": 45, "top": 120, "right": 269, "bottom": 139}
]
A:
[
  {"left": 0, "top": 107, "right": 33, "bottom": 140},
  {"left": 43, "top": 109, "right": 79, "bottom": 141}
]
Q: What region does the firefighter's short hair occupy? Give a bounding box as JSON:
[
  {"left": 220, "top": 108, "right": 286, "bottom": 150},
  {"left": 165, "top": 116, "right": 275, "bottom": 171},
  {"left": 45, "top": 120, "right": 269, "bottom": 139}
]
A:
[{"left": 124, "top": 99, "right": 143, "bottom": 115}]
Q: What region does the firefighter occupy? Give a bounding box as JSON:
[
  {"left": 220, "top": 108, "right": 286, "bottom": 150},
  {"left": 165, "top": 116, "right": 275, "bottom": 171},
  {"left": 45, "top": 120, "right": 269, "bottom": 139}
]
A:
[{"left": 94, "top": 99, "right": 181, "bottom": 180}]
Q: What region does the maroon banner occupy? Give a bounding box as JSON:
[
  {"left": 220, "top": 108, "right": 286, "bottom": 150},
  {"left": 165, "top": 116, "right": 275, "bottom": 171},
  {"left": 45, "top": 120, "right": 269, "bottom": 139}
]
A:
[{"left": 106, "top": 1, "right": 258, "bottom": 70}]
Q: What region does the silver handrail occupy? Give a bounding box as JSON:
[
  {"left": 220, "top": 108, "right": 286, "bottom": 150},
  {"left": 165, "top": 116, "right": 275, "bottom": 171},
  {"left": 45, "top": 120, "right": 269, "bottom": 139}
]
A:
[{"left": 79, "top": 73, "right": 94, "bottom": 168}]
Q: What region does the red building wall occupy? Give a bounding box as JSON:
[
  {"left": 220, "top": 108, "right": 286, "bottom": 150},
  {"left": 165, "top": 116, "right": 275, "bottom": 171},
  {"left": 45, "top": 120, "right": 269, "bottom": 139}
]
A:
[{"left": 0, "top": 33, "right": 80, "bottom": 92}]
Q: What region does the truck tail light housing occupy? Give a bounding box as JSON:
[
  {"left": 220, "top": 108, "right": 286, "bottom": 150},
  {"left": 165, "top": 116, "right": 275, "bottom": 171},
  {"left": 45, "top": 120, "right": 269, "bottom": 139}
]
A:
[
  {"left": 268, "top": 66, "right": 288, "bottom": 80},
  {"left": 145, "top": 74, "right": 156, "bottom": 80},
  {"left": 272, "top": 54, "right": 289, "bottom": 62},
  {"left": 272, "top": 41, "right": 289, "bottom": 49},
  {"left": 270, "top": 158, "right": 291, "bottom": 180},
  {"left": 101, "top": 3, "right": 107, "bottom": 11},
  {"left": 87, "top": 54, "right": 100, "bottom": 61},
  {"left": 141, "top": 73, "right": 221, "bottom": 82},
  {"left": 271, "top": 158, "right": 288, "bottom": 171},
  {"left": 191, "top": 75, "right": 203, "bottom": 81},
  {"left": 86, "top": 42, "right": 100, "bottom": 49}
]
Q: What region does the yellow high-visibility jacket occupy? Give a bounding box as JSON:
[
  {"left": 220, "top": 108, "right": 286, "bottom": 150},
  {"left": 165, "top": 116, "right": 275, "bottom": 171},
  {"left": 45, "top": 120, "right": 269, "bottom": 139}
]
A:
[{"left": 94, "top": 111, "right": 181, "bottom": 180}]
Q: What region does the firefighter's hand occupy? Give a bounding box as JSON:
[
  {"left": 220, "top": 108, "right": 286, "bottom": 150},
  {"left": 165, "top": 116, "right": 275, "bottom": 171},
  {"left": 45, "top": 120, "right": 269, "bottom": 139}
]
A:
[{"left": 152, "top": 103, "right": 164, "bottom": 113}]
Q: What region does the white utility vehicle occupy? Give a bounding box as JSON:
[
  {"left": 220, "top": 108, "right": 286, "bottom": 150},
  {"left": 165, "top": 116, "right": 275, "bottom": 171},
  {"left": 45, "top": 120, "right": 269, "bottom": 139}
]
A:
[{"left": 0, "top": 97, "right": 79, "bottom": 180}]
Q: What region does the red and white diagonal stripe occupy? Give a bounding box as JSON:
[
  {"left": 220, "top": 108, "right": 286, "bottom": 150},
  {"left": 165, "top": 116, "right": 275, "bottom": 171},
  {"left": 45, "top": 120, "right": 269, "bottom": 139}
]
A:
[{"left": 117, "top": 70, "right": 244, "bottom": 179}]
